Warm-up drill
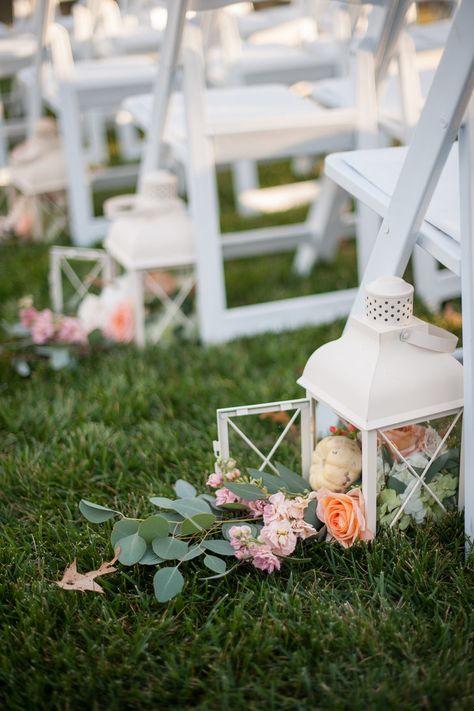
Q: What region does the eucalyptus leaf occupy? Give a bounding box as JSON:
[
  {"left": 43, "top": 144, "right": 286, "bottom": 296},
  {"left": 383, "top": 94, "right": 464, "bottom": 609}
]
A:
[
  {"left": 49, "top": 347, "right": 72, "bottom": 371},
  {"left": 203, "top": 539, "right": 235, "bottom": 556},
  {"left": 137, "top": 515, "right": 169, "bottom": 542},
  {"left": 303, "top": 502, "right": 321, "bottom": 530},
  {"left": 153, "top": 566, "right": 184, "bottom": 602},
  {"left": 275, "top": 462, "right": 308, "bottom": 494},
  {"left": 218, "top": 502, "right": 249, "bottom": 511},
  {"left": 198, "top": 494, "right": 221, "bottom": 510},
  {"left": 178, "top": 545, "right": 205, "bottom": 561},
  {"left": 152, "top": 537, "right": 188, "bottom": 560},
  {"left": 116, "top": 533, "right": 147, "bottom": 565},
  {"left": 224, "top": 481, "right": 264, "bottom": 501},
  {"left": 173, "top": 480, "right": 197, "bottom": 499},
  {"left": 149, "top": 496, "right": 175, "bottom": 509},
  {"left": 13, "top": 359, "right": 31, "bottom": 378},
  {"left": 387, "top": 476, "right": 407, "bottom": 495},
  {"left": 203, "top": 554, "right": 226, "bottom": 574},
  {"left": 424, "top": 452, "right": 452, "bottom": 483},
  {"left": 181, "top": 513, "right": 216, "bottom": 535},
  {"left": 201, "top": 564, "right": 239, "bottom": 581},
  {"left": 171, "top": 497, "right": 212, "bottom": 518},
  {"left": 139, "top": 547, "right": 164, "bottom": 565},
  {"left": 79, "top": 499, "right": 119, "bottom": 524},
  {"left": 247, "top": 468, "right": 282, "bottom": 494},
  {"left": 111, "top": 518, "right": 140, "bottom": 548}
]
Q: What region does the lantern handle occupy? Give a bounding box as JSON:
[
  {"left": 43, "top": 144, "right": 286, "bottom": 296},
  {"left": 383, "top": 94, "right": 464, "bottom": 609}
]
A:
[{"left": 400, "top": 324, "right": 458, "bottom": 353}]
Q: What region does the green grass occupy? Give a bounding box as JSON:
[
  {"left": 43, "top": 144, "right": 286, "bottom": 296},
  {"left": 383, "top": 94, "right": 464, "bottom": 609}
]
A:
[{"left": 0, "top": 162, "right": 472, "bottom": 710}]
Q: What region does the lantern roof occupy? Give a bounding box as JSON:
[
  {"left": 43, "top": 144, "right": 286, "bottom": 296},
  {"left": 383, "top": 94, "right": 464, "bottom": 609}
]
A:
[{"left": 297, "top": 278, "right": 463, "bottom": 430}]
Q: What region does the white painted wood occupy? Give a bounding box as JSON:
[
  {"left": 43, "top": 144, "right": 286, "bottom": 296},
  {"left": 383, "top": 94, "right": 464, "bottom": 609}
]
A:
[
  {"left": 459, "top": 97, "right": 474, "bottom": 548},
  {"left": 361, "top": 429, "right": 378, "bottom": 534}
]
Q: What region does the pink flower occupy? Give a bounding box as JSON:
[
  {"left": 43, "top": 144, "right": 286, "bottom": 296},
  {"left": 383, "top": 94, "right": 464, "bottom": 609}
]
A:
[
  {"left": 229, "top": 525, "right": 253, "bottom": 560},
  {"left": 31, "top": 309, "right": 55, "bottom": 344},
  {"left": 251, "top": 545, "right": 281, "bottom": 573},
  {"left": 207, "top": 472, "right": 224, "bottom": 488},
  {"left": 263, "top": 492, "right": 291, "bottom": 524},
  {"left": 260, "top": 519, "right": 297, "bottom": 556},
  {"left": 225, "top": 468, "right": 241, "bottom": 481},
  {"left": 215, "top": 487, "right": 240, "bottom": 507},
  {"left": 285, "top": 496, "right": 308, "bottom": 520},
  {"left": 19, "top": 306, "right": 38, "bottom": 329},
  {"left": 246, "top": 499, "right": 267, "bottom": 518},
  {"left": 104, "top": 302, "right": 134, "bottom": 343},
  {"left": 56, "top": 316, "right": 87, "bottom": 344},
  {"left": 291, "top": 518, "right": 317, "bottom": 540}
]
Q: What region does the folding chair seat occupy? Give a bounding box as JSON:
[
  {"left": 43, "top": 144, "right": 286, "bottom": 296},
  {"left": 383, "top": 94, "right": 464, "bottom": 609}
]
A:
[
  {"left": 16, "top": 17, "right": 158, "bottom": 246},
  {"left": 325, "top": 144, "right": 462, "bottom": 307}
]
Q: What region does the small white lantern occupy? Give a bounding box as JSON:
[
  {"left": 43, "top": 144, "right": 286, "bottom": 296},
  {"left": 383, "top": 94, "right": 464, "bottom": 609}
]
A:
[
  {"left": 297, "top": 276, "right": 464, "bottom": 533},
  {"left": 104, "top": 170, "right": 196, "bottom": 346}
]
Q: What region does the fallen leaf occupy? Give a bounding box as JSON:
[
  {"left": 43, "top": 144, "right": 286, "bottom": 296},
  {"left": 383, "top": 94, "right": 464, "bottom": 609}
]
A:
[
  {"left": 55, "top": 551, "right": 119, "bottom": 593},
  {"left": 259, "top": 411, "right": 291, "bottom": 425},
  {"left": 145, "top": 271, "right": 178, "bottom": 296},
  {"left": 442, "top": 303, "right": 462, "bottom": 329}
]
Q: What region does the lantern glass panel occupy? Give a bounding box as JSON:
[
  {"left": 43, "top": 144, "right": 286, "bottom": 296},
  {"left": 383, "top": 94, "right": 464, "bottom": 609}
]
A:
[{"left": 376, "top": 414, "right": 462, "bottom": 530}]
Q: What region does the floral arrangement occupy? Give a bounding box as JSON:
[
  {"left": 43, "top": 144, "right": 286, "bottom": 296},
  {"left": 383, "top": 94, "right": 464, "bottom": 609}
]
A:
[
  {"left": 377, "top": 424, "right": 460, "bottom": 530},
  {"left": 77, "top": 275, "right": 135, "bottom": 344},
  {"left": 78, "top": 458, "right": 373, "bottom": 603},
  {"left": 1, "top": 286, "right": 135, "bottom": 374}
]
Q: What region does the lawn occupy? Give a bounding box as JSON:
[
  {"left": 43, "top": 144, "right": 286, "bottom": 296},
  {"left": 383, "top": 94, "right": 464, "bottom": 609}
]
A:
[{"left": 0, "top": 162, "right": 473, "bottom": 710}]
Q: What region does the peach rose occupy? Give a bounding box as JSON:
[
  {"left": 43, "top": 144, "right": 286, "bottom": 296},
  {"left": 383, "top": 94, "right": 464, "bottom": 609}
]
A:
[
  {"left": 104, "top": 303, "right": 134, "bottom": 343},
  {"left": 316, "top": 488, "right": 374, "bottom": 548},
  {"left": 383, "top": 425, "right": 426, "bottom": 461}
]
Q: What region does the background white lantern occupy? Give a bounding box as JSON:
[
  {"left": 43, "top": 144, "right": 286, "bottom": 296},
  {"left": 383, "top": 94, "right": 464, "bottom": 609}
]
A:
[{"left": 297, "top": 276, "right": 464, "bottom": 533}]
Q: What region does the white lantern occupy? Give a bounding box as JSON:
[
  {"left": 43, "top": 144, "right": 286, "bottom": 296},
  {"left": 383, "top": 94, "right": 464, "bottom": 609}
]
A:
[
  {"left": 297, "top": 276, "right": 463, "bottom": 533},
  {"left": 215, "top": 276, "right": 463, "bottom": 537},
  {"left": 103, "top": 170, "right": 196, "bottom": 346}
]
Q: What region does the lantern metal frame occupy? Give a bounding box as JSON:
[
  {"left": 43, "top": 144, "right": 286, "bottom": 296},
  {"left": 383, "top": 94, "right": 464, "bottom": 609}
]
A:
[{"left": 214, "top": 395, "right": 463, "bottom": 536}]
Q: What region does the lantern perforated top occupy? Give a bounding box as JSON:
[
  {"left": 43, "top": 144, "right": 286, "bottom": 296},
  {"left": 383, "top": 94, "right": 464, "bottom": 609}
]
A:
[
  {"left": 297, "top": 276, "right": 463, "bottom": 429},
  {"left": 365, "top": 276, "right": 414, "bottom": 325}
]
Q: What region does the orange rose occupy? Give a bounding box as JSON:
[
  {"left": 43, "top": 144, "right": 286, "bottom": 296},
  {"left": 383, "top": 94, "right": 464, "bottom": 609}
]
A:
[
  {"left": 104, "top": 302, "right": 134, "bottom": 343},
  {"left": 383, "top": 424, "right": 426, "bottom": 461},
  {"left": 316, "top": 488, "right": 374, "bottom": 548}
]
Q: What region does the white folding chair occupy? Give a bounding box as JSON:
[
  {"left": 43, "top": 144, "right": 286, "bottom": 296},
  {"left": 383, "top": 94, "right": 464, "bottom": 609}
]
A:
[
  {"left": 126, "top": 0, "right": 416, "bottom": 343},
  {"left": 322, "top": 0, "right": 474, "bottom": 545}
]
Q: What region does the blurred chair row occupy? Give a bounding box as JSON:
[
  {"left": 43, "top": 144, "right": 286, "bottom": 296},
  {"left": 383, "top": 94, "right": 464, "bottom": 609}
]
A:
[{"left": 0, "top": 0, "right": 461, "bottom": 346}]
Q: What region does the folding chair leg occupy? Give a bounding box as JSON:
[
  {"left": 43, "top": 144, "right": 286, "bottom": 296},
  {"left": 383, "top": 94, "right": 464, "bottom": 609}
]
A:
[
  {"left": 232, "top": 160, "right": 259, "bottom": 216},
  {"left": 459, "top": 97, "right": 474, "bottom": 549},
  {"left": 293, "top": 177, "right": 348, "bottom": 276},
  {"left": 130, "top": 270, "right": 146, "bottom": 348}
]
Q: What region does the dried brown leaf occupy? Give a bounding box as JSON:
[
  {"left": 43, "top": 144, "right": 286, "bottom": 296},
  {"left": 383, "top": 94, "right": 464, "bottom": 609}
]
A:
[
  {"left": 259, "top": 411, "right": 291, "bottom": 425},
  {"left": 55, "top": 551, "right": 119, "bottom": 594}
]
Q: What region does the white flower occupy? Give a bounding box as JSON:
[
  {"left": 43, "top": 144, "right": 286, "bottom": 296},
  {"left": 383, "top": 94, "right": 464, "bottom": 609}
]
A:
[{"left": 78, "top": 294, "right": 105, "bottom": 334}]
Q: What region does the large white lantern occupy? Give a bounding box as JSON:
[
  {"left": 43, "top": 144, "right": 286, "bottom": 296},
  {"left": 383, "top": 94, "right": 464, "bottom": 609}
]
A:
[{"left": 297, "top": 276, "right": 464, "bottom": 533}]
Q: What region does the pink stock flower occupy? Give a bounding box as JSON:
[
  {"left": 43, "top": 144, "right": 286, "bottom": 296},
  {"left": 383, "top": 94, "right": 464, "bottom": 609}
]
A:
[
  {"left": 285, "top": 496, "right": 308, "bottom": 520},
  {"left": 104, "top": 302, "right": 134, "bottom": 343},
  {"left": 19, "top": 306, "right": 38, "bottom": 329},
  {"left": 225, "top": 468, "right": 241, "bottom": 481},
  {"left": 207, "top": 472, "right": 224, "bottom": 488},
  {"left": 215, "top": 487, "right": 241, "bottom": 507},
  {"left": 263, "top": 491, "right": 291, "bottom": 524},
  {"left": 30, "top": 309, "right": 55, "bottom": 344},
  {"left": 260, "top": 519, "right": 297, "bottom": 556},
  {"left": 251, "top": 545, "right": 281, "bottom": 573},
  {"left": 246, "top": 499, "right": 267, "bottom": 518},
  {"left": 229, "top": 525, "right": 253, "bottom": 560},
  {"left": 291, "top": 518, "right": 317, "bottom": 540},
  {"left": 56, "top": 316, "right": 87, "bottom": 344}
]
